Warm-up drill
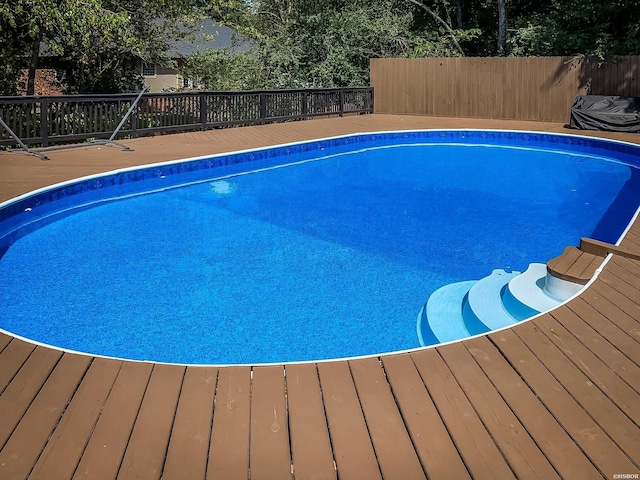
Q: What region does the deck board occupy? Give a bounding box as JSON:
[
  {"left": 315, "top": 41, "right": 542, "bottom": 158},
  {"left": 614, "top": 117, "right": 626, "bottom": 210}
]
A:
[
  {"left": 0, "top": 332, "right": 11, "bottom": 352},
  {"left": 0, "top": 353, "right": 91, "bottom": 480},
  {"left": 0, "top": 347, "right": 62, "bottom": 448},
  {"left": 437, "top": 342, "right": 561, "bottom": 480},
  {"left": 570, "top": 250, "right": 603, "bottom": 278},
  {"left": 29, "top": 358, "right": 123, "bottom": 480},
  {"left": 411, "top": 348, "right": 516, "bottom": 479},
  {"left": 581, "top": 283, "right": 640, "bottom": 341},
  {"left": 622, "top": 230, "right": 640, "bottom": 249},
  {"left": 349, "top": 357, "right": 426, "bottom": 480},
  {"left": 629, "top": 230, "right": 640, "bottom": 245},
  {"left": 317, "top": 361, "right": 382, "bottom": 480},
  {"left": 591, "top": 276, "right": 640, "bottom": 331},
  {"left": 490, "top": 328, "right": 638, "bottom": 477},
  {"left": 550, "top": 306, "right": 640, "bottom": 392},
  {"left": 533, "top": 313, "right": 640, "bottom": 423},
  {"left": 206, "top": 366, "right": 251, "bottom": 480},
  {"left": 606, "top": 259, "right": 640, "bottom": 292},
  {"left": 285, "top": 363, "right": 336, "bottom": 480},
  {"left": 609, "top": 256, "right": 640, "bottom": 290},
  {"left": 162, "top": 367, "right": 217, "bottom": 480},
  {"left": 249, "top": 366, "right": 291, "bottom": 480},
  {"left": 568, "top": 297, "right": 640, "bottom": 365},
  {"left": 0, "top": 339, "right": 36, "bottom": 392},
  {"left": 116, "top": 364, "right": 185, "bottom": 480},
  {"left": 73, "top": 361, "right": 154, "bottom": 480},
  {"left": 380, "top": 354, "right": 470, "bottom": 479},
  {"left": 463, "top": 336, "right": 602, "bottom": 479},
  {"left": 1, "top": 115, "right": 640, "bottom": 480},
  {"left": 547, "top": 246, "right": 582, "bottom": 272},
  {"left": 626, "top": 237, "right": 640, "bottom": 252},
  {"left": 547, "top": 246, "right": 604, "bottom": 284},
  {"left": 512, "top": 321, "right": 640, "bottom": 465}
]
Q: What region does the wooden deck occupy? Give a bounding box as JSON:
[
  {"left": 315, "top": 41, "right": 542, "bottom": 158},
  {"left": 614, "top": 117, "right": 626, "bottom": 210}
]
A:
[{"left": 1, "top": 114, "right": 639, "bottom": 480}]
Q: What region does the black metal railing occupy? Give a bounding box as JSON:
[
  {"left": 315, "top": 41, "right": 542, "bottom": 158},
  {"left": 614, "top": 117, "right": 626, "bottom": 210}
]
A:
[{"left": 0, "top": 87, "right": 374, "bottom": 147}]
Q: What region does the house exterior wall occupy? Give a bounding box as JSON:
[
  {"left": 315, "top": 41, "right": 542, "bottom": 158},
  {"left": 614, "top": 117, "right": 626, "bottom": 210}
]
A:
[{"left": 142, "top": 66, "right": 184, "bottom": 93}]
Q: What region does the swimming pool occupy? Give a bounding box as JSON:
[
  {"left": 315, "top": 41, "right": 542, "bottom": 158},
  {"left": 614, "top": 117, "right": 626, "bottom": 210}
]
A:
[{"left": 1, "top": 130, "right": 639, "bottom": 364}]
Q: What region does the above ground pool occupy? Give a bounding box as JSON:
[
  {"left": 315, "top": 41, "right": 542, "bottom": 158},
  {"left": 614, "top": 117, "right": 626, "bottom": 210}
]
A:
[{"left": 1, "top": 130, "right": 639, "bottom": 364}]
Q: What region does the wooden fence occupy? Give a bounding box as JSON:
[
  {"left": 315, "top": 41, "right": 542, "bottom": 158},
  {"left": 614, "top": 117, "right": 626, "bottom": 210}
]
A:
[
  {"left": 370, "top": 56, "right": 640, "bottom": 123},
  {"left": 0, "top": 87, "right": 373, "bottom": 147}
]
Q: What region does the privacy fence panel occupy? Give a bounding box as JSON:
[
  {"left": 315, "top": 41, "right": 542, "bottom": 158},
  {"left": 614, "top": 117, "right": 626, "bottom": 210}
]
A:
[
  {"left": 370, "top": 56, "right": 640, "bottom": 122},
  {"left": 0, "top": 88, "right": 373, "bottom": 147}
]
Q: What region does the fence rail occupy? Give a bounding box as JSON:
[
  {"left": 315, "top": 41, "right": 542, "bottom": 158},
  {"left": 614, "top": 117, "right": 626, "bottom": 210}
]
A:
[{"left": 0, "top": 88, "right": 374, "bottom": 147}]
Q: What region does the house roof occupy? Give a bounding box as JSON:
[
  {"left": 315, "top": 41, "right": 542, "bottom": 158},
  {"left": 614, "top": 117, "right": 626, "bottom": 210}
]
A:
[{"left": 168, "top": 22, "right": 252, "bottom": 57}]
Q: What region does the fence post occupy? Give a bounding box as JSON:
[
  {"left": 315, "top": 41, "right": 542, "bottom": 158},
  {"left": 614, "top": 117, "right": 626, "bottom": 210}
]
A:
[
  {"left": 369, "top": 87, "right": 374, "bottom": 113},
  {"left": 339, "top": 90, "right": 344, "bottom": 117},
  {"left": 200, "top": 93, "right": 207, "bottom": 130},
  {"left": 40, "top": 97, "right": 49, "bottom": 147}
]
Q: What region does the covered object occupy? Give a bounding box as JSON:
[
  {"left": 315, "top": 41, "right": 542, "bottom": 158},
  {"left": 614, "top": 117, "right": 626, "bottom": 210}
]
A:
[{"left": 569, "top": 95, "right": 640, "bottom": 133}]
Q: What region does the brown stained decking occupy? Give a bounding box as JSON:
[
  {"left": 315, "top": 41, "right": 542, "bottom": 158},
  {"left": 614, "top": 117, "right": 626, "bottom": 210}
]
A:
[{"left": 0, "top": 114, "right": 639, "bottom": 480}]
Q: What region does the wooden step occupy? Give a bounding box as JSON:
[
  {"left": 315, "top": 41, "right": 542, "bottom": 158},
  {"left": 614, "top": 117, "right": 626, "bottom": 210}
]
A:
[
  {"left": 547, "top": 246, "right": 604, "bottom": 285},
  {"left": 547, "top": 237, "right": 640, "bottom": 285}
]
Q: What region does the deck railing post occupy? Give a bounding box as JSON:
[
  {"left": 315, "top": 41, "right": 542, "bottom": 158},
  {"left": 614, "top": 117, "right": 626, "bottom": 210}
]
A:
[
  {"left": 40, "top": 97, "right": 49, "bottom": 147},
  {"left": 130, "top": 97, "right": 138, "bottom": 138},
  {"left": 301, "top": 91, "right": 308, "bottom": 119},
  {"left": 259, "top": 92, "right": 267, "bottom": 124},
  {"left": 339, "top": 90, "right": 344, "bottom": 117},
  {"left": 200, "top": 93, "right": 207, "bottom": 131}
]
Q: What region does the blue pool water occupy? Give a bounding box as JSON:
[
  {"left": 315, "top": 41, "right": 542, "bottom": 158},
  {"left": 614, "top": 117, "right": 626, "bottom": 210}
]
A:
[{"left": 1, "top": 131, "right": 639, "bottom": 364}]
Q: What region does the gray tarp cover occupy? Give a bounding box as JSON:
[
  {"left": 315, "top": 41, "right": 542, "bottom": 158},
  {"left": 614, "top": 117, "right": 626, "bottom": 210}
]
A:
[{"left": 569, "top": 95, "right": 640, "bottom": 133}]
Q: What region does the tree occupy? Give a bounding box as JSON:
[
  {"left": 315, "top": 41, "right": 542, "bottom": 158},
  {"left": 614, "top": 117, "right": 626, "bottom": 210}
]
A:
[
  {"left": 0, "top": 0, "right": 202, "bottom": 95},
  {"left": 497, "top": 0, "right": 507, "bottom": 55},
  {"left": 0, "top": 0, "right": 136, "bottom": 94},
  {"left": 4, "top": 0, "right": 638, "bottom": 95},
  {"left": 406, "top": 0, "right": 466, "bottom": 56},
  {"left": 204, "top": 0, "right": 481, "bottom": 88},
  {"left": 508, "top": 0, "right": 640, "bottom": 59},
  {"left": 182, "top": 48, "right": 267, "bottom": 91}
]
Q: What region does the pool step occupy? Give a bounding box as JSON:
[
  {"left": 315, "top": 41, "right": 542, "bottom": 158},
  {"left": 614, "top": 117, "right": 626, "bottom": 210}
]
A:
[
  {"left": 422, "top": 280, "right": 478, "bottom": 345},
  {"left": 465, "top": 269, "right": 520, "bottom": 331},
  {"left": 420, "top": 263, "right": 585, "bottom": 345},
  {"left": 503, "top": 263, "right": 567, "bottom": 319}
]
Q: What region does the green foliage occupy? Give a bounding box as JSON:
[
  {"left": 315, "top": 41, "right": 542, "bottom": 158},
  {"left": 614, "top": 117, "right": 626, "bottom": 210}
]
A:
[
  {"left": 409, "top": 28, "right": 482, "bottom": 57},
  {"left": 0, "top": 0, "right": 137, "bottom": 94},
  {"left": 182, "top": 48, "right": 267, "bottom": 90},
  {"left": 1, "top": 0, "right": 638, "bottom": 95},
  {"left": 206, "top": 0, "right": 426, "bottom": 88},
  {"left": 0, "top": 0, "right": 200, "bottom": 94},
  {"left": 508, "top": 0, "right": 640, "bottom": 60}
]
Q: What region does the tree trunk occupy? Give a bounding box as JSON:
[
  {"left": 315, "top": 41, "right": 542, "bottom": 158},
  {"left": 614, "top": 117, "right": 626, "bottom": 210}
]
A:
[
  {"left": 456, "top": 0, "right": 463, "bottom": 29},
  {"left": 497, "top": 0, "right": 507, "bottom": 55},
  {"left": 27, "top": 38, "right": 40, "bottom": 95},
  {"left": 406, "top": 0, "right": 465, "bottom": 56}
]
